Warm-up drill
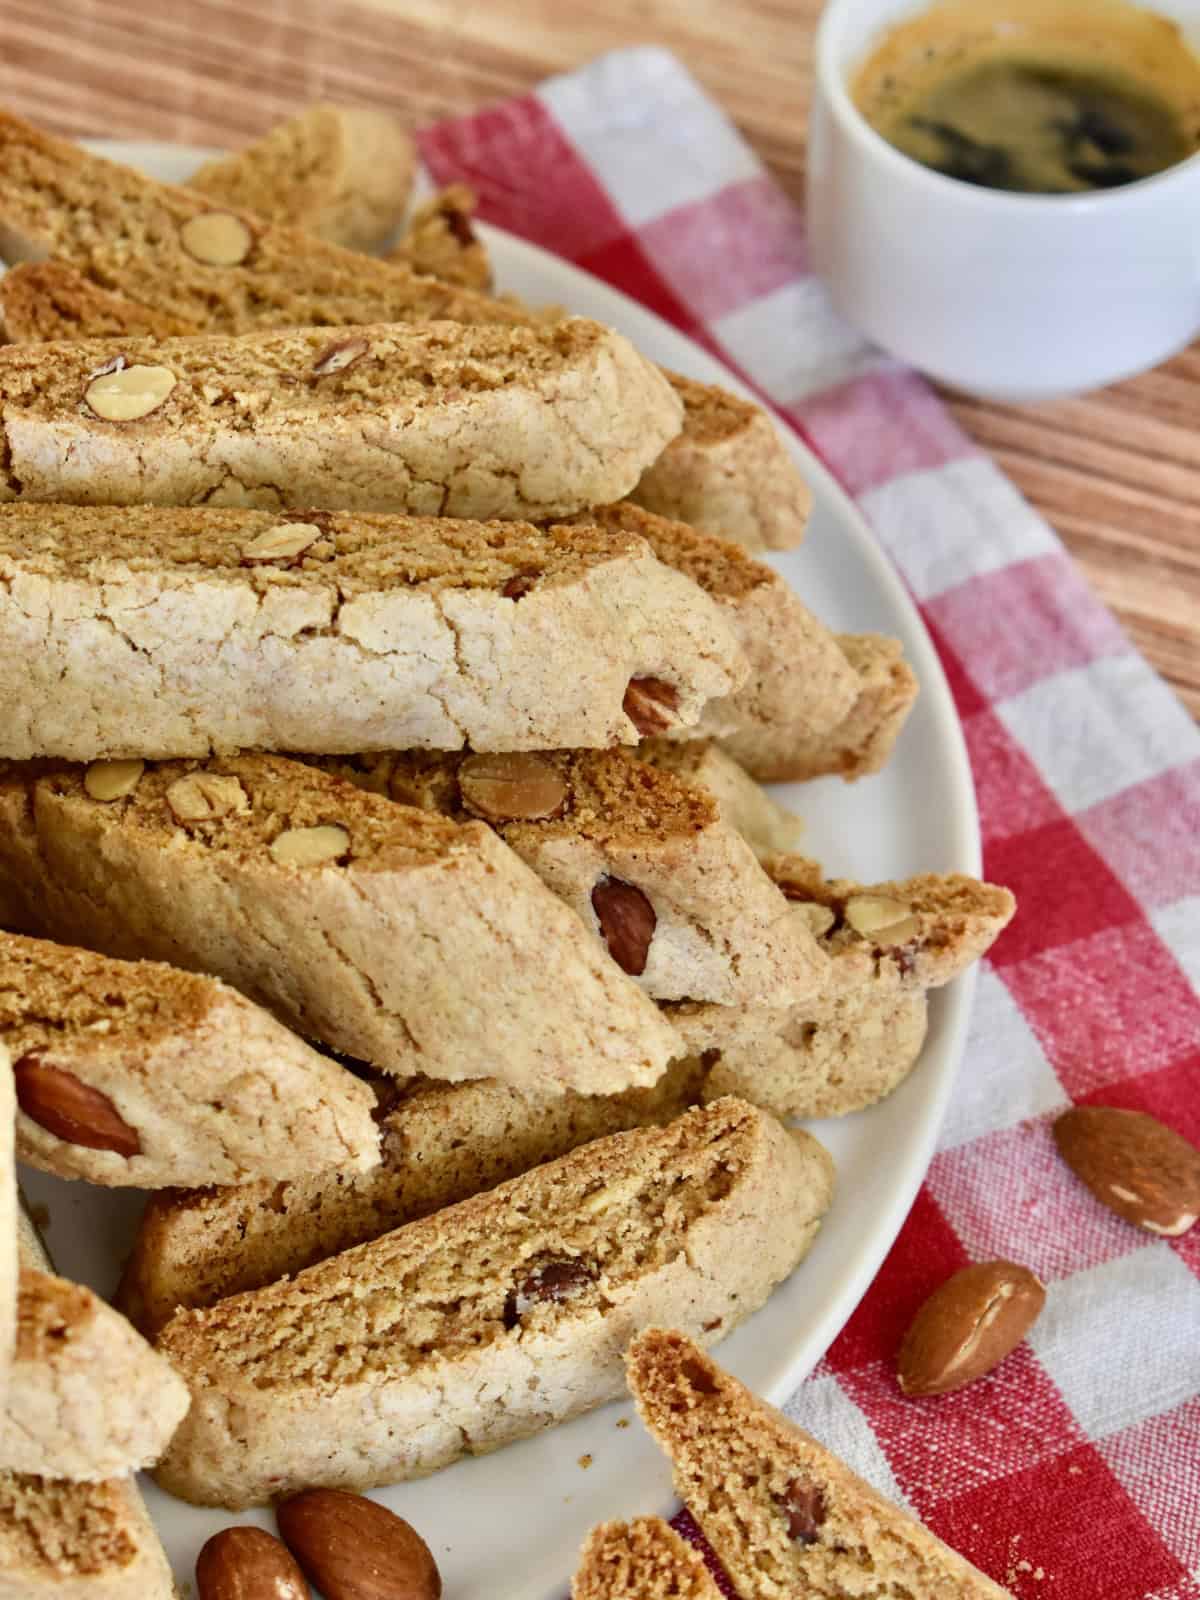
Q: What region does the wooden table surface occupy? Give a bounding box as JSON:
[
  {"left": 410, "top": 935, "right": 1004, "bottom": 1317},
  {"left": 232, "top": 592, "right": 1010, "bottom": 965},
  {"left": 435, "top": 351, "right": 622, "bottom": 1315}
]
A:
[{"left": 2, "top": 0, "right": 1198, "bottom": 713}]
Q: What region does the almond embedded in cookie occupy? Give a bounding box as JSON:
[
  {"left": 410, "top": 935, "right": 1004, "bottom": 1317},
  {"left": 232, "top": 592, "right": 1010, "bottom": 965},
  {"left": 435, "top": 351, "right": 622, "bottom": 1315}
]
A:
[
  {"left": 1, "top": 930, "right": 379, "bottom": 1187},
  {"left": 315, "top": 748, "right": 827, "bottom": 1006},
  {"left": 152, "top": 1098, "right": 834, "bottom": 1508}
]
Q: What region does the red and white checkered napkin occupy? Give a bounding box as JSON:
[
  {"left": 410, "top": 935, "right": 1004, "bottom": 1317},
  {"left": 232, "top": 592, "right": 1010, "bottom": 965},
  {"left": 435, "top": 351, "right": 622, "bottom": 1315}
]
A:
[{"left": 418, "top": 46, "right": 1200, "bottom": 1600}]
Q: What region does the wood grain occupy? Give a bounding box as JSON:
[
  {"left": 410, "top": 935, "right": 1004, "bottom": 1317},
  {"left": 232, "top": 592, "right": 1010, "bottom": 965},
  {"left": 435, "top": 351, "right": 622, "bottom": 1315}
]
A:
[{"left": 1, "top": 0, "right": 1196, "bottom": 713}]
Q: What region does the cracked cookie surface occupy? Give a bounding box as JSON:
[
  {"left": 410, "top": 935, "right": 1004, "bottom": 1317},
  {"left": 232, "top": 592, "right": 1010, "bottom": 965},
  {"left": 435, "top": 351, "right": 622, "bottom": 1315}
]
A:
[{"left": 0, "top": 504, "right": 743, "bottom": 761}]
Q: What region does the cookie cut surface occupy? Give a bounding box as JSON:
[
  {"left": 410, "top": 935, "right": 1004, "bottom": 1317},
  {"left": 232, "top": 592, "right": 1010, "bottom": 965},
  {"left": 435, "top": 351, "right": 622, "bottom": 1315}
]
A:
[
  {"left": 153, "top": 1098, "right": 833, "bottom": 1507},
  {"left": 0, "top": 1470, "right": 176, "bottom": 1598},
  {"left": 628, "top": 1329, "right": 1013, "bottom": 1600},
  {"left": 573, "top": 1518, "right": 722, "bottom": 1600}
]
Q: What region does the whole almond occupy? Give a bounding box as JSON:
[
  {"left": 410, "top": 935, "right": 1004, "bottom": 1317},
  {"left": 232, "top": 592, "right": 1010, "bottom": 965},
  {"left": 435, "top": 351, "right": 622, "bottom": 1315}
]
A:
[
  {"left": 277, "top": 1488, "right": 441, "bottom": 1600},
  {"left": 1054, "top": 1106, "right": 1200, "bottom": 1237},
  {"left": 196, "top": 1526, "right": 309, "bottom": 1600},
  {"left": 623, "top": 676, "right": 679, "bottom": 736},
  {"left": 898, "top": 1260, "right": 1044, "bottom": 1397},
  {"left": 458, "top": 752, "right": 567, "bottom": 822},
  {"left": 591, "top": 876, "right": 656, "bottom": 975},
  {"left": 14, "top": 1054, "right": 141, "bottom": 1158}
]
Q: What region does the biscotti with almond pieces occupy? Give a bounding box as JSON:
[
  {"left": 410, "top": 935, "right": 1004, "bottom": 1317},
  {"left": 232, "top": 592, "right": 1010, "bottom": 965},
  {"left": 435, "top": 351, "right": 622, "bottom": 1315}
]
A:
[
  {"left": 579, "top": 503, "right": 860, "bottom": 749},
  {"left": 152, "top": 1097, "right": 834, "bottom": 1507},
  {"left": 723, "top": 632, "right": 920, "bottom": 783},
  {"left": 0, "top": 318, "right": 683, "bottom": 520},
  {"left": 388, "top": 183, "right": 494, "bottom": 290},
  {"left": 0, "top": 107, "right": 519, "bottom": 332},
  {"left": 2, "top": 929, "right": 379, "bottom": 1187},
  {"left": 187, "top": 103, "right": 416, "bottom": 251},
  {"left": 632, "top": 371, "right": 813, "bottom": 551},
  {"left": 628, "top": 1329, "right": 1013, "bottom": 1600},
  {"left": 0, "top": 505, "right": 744, "bottom": 761},
  {"left": 314, "top": 748, "right": 826, "bottom": 1006},
  {"left": 117, "top": 1061, "right": 705, "bottom": 1338},
  {"left": 0, "top": 754, "right": 678, "bottom": 1093},
  {"left": 671, "top": 856, "right": 1016, "bottom": 1118},
  {"left": 573, "top": 1518, "right": 722, "bottom": 1600},
  {"left": 1, "top": 1268, "right": 189, "bottom": 1481}
]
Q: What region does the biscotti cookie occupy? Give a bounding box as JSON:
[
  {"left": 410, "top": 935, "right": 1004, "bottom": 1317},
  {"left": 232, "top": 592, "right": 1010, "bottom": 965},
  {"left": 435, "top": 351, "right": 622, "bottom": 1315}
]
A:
[
  {"left": 0, "top": 1050, "right": 12, "bottom": 1404},
  {"left": 388, "top": 183, "right": 494, "bottom": 290},
  {"left": 1, "top": 1268, "right": 189, "bottom": 1481},
  {"left": 118, "top": 1061, "right": 704, "bottom": 1337},
  {"left": 671, "top": 858, "right": 1016, "bottom": 1118},
  {"left": 628, "top": 1329, "right": 1013, "bottom": 1599},
  {"left": 640, "top": 740, "right": 804, "bottom": 859},
  {"left": 631, "top": 372, "right": 813, "bottom": 552},
  {"left": 579, "top": 503, "right": 859, "bottom": 748},
  {"left": 2, "top": 929, "right": 379, "bottom": 1187},
  {"left": 0, "top": 1471, "right": 177, "bottom": 1599},
  {"left": 153, "top": 1098, "right": 834, "bottom": 1507},
  {"left": 573, "top": 1519, "right": 721, "bottom": 1600},
  {"left": 0, "top": 318, "right": 683, "bottom": 520},
  {"left": 723, "top": 632, "right": 920, "bottom": 784},
  {"left": 0, "top": 505, "right": 743, "bottom": 761},
  {"left": 0, "top": 262, "right": 196, "bottom": 344},
  {"left": 188, "top": 104, "right": 416, "bottom": 251},
  {"left": 0, "top": 108, "right": 520, "bottom": 332},
  {"left": 316, "top": 748, "right": 826, "bottom": 1005},
  {"left": 0, "top": 755, "right": 678, "bottom": 1093}
]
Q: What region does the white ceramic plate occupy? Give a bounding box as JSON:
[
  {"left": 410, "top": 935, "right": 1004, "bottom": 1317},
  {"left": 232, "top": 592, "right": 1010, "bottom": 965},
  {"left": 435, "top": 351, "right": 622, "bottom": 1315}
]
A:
[{"left": 17, "top": 141, "right": 980, "bottom": 1600}]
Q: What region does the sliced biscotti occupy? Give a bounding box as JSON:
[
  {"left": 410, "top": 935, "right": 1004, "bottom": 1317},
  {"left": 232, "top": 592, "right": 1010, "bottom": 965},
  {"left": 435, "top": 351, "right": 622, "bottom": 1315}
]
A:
[
  {"left": 188, "top": 103, "right": 416, "bottom": 251},
  {"left": 0, "top": 1471, "right": 177, "bottom": 1599},
  {"left": 0, "top": 1051, "right": 12, "bottom": 1404},
  {"left": 632, "top": 372, "right": 813, "bottom": 552},
  {"left": 316, "top": 749, "right": 826, "bottom": 1005},
  {"left": 573, "top": 1519, "right": 722, "bottom": 1600},
  {"left": 0, "top": 505, "right": 743, "bottom": 761},
  {"left": 0, "top": 317, "right": 683, "bottom": 520},
  {"left": 580, "top": 503, "right": 859, "bottom": 748},
  {"left": 117, "top": 1061, "right": 705, "bottom": 1338},
  {"left": 0, "top": 262, "right": 196, "bottom": 344},
  {"left": 2, "top": 1268, "right": 189, "bottom": 1481},
  {"left": 640, "top": 740, "right": 804, "bottom": 859},
  {"left": 628, "top": 1330, "right": 1013, "bottom": 1600},
  {"left": 388, "top": 183, "right": 494, "bottom": 290},
  {"left": 0, "top": 755, "right": 678, "bottom": 1093},
  {"left": 0, "top": 108, "right": 521, "bottom": 332},
  {"left": 153, "top": 1098, "right": 834, "bottom": 1507},
  {"left": 723, "top": 633, "right": 920, "bottom": 783},
  {"left": 671, "top": 858, "right": 1016, "bottom": 1118},
  {"left": 2, "top": 929, "right": 379, "bottom": 1187}
]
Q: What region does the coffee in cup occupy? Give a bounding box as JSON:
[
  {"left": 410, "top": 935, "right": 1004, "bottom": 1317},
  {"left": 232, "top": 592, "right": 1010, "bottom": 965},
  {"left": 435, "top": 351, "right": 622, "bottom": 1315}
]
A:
[{"left": 851, "top": 0, "right": 1200, "bottom": 192}]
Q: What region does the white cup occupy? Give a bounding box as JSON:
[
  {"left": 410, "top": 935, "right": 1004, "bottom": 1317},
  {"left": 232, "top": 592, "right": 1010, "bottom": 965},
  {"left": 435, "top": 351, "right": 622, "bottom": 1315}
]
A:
[{"left": 807, "top": 0, "right": 1200, "bottom": 400}]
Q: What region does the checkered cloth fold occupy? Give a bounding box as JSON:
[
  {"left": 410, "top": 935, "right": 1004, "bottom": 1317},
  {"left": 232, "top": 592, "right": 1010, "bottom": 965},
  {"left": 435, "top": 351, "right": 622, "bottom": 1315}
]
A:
[{"left": 418, "top": 47, "right": 1200, "bottom": 1600}]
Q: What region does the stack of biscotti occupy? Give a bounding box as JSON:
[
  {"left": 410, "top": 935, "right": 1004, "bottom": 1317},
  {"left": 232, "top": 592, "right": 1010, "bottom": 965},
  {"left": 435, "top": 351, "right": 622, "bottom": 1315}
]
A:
[
  {"left": 0, "top": 108, "right": 814, "bottom": 550},
  {"left": 0, "top": 105, "right": 1017, "bottom": 1564},
  {"left": 0, "top": 1205, "right": 178, "bottom": 1598}
]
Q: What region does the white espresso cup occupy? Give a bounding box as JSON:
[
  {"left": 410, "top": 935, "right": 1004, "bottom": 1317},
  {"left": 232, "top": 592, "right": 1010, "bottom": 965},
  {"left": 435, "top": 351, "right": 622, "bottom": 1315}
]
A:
[{"left": 807, "top": 0, "right": 1200, "bottom": 399}]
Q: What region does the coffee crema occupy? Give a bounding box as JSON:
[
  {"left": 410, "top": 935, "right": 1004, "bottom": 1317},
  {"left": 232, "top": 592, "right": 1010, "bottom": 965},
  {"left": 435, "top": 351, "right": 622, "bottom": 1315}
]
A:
[{"left": 852, "top": 0, "right": 1200, "bottom": 192}]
